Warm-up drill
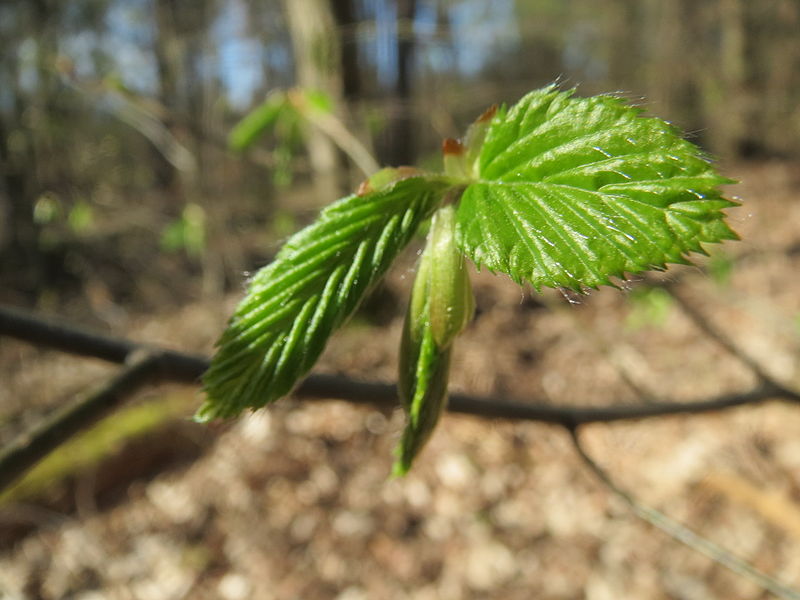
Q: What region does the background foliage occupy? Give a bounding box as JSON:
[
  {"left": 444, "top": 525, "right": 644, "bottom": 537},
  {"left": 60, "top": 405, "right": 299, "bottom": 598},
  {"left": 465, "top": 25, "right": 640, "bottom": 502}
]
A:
[{"left": 2, "top": 0, "right": 799, "bottom": 310}]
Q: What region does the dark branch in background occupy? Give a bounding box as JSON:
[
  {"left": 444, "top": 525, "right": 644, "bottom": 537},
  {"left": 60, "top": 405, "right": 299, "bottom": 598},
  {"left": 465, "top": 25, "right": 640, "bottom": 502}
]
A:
[
  {"left": 569, "top": 428, "right": 800, "bottom": 600},
  {"left": 2, "top": 304, "right": 799, "bottom": 421},
  {"left": 0, "top": 351, "right": 161, "bottom": 492},
  {"left": 666, "top": 283, "right": 776, "bottom": 383},
  {"left": 1, "top": 303, "right": 800, "bottom": 493},
  {"left": 0, "top": 305, "right": 207, "bottom": 383}
]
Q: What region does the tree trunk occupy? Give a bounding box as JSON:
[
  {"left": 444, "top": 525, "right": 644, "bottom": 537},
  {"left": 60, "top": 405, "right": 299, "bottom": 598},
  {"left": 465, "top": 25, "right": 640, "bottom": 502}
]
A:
[
  {"left": 282, "top": 0, "right": 345, "bottom": 204},
  {"left": 153, "top": 0, "right": 184, "bottom": 192},
  {"left": 386, "top": 0, "right": 416, "bottom": 167},
  {"left": 330, "top": 0, "right": 362, "bottom": 101},
  {"left": 716, "top": 0, "right": 748, "bottom": 156}
]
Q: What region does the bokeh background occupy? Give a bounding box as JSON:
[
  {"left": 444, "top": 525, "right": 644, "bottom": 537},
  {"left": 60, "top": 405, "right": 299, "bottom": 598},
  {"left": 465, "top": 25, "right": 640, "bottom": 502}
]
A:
[{"left": 2, "top": 1, "right": 800, "bottom": 598}]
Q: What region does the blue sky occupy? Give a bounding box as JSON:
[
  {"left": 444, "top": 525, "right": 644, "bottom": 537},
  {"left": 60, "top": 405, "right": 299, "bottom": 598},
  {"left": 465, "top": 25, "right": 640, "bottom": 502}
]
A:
[{"left": 99, "top": 0, "right": 518, "bottom": 110}]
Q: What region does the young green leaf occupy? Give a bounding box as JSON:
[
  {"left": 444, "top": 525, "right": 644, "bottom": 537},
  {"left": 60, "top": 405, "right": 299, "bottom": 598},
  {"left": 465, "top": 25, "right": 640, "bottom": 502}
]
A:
[
  {"left": 456, "top": 85, "right": 739, "bottom": 290},
  {"left": 198, "top": 174, "right": 450, "bottom": 421},
  {"left": 395, "top": 205, "right": 473, "bottom": 475},
  {"left": 228, "top": 92, "right": 288, "bottom": 151},
  {"left": 394, "top": 322, "right": 451, "bottom": 477},
  {"left": 426, "top": 205, "right": 474, "bottom": 349},
  {"left": 395, "top": 236, "right": 450, "bottom": 476}
]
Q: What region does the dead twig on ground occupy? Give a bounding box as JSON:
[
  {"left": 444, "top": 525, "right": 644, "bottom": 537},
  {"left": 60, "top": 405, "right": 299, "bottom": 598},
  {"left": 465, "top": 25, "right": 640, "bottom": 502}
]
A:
[
  {"left": 0, "top": 350, "right": 162, "bottom": 492},
  {"left": 569, "top": 427, "right": 800, "bottom": 600}
]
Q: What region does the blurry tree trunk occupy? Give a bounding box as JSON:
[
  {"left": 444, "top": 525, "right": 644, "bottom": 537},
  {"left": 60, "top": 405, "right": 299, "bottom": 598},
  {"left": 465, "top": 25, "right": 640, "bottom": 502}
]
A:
[
  {"left": 153, "top": 0, "right": 184, "bottom": 192},
  {"left": 604, "top": 3, "right": 638, "bottom": 90},
  {"left": 711, "top": 0, "right": 749, "bottom": 156},
  {"left": 640, "top": 0, "right": 708, "bottom": 147},
  {"left": 386, "top": 0, "right": 416, "bottom": 166},
  {"left": 330, "top": 0, "right": 362, "bottom": 101},
  {"left": 762, "top": 0, "right": 800, "bottom": 156},
  {"left": 641, "top": 0, "right": 685, "bottom": 117},
  {"left": 283, "top": 0, "right": 345, "bottom": 204},
  {"left": 0, "top": 113, "right": 40, "bottom": 294},
  {"left": 0, "top": 0, "right": 62, "bottom": 298},
  {"left": 156, "top": 0, "right": 226, "bottom": 296}
]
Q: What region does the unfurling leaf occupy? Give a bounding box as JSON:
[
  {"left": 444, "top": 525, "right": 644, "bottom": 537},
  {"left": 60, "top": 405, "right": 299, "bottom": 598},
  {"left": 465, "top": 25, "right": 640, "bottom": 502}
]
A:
[
  {"left": 198, "top": 175, "right": 450, "bottom": 421},
  {"left": 426, "top": 205, "right": 474, "bottom": 348},
  {"left": 204, "top": 83, "right": 739, "bottom": 475},
  {"left": 455, "top": 85, "right": 738, "bottom": 291},
  {"left": 395, "top": 205, "right": 473, "bottom": 475}
]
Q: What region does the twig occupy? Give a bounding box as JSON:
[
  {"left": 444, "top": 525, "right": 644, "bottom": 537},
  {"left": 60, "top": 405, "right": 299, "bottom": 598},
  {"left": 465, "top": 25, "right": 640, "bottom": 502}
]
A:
[
  {"left": 61, "top": 76, "right": 196, "bottom": 173},
  {"left": 569, "top": 428, "right": 800, "bottom": 600},
  {"left": 0, "top": 305, "right": 207, "bottom": 383},
  {"left": 287, "top": 89, "right": 380, "bottom": 177},
  {"left": 2, "top": 304, "right": 800, "bottom": 491},
  {"left": 62, "top": 72, "right": 306, "bottom": 174},
  {"left": 1, "top": 304, "right": 799, "bottom": 425},
  {"left": 0, "top": 351, "right": 162, "bottom": 492},
  {"left": 665, "top": 283, "right": 775, "bottom": 383}
]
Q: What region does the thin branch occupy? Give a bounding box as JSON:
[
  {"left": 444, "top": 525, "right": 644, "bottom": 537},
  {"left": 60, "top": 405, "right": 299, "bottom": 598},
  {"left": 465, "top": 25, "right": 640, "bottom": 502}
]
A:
[
  {"left": 61, "top": 75, "right": 196, "bottom": 173},
  {"left": 0, "top": 351, "right": 162, "bottom": 492},
  {"left": 2, "top": 304, "right": 800, "bottom": 493},
  {"left": 0, "top": 305, "right": 207, "bottom": 383},
  {"left": 569, "top": 428, "right": 800, "bottom": 600},
  {"left": 2, "top": 304, "right": 799, "bottom": 427},
  {"left": 666, "top": 283, "right": 776, "bottom": 383},
  {"left": 302, "top": 108, "right": 380, "bottom": 177},
  {"left": 62, "top": 72, "right": 308, "bottom": 173},
  {"left": 287, "top": 89, "right": 380, "bottom": 177}
]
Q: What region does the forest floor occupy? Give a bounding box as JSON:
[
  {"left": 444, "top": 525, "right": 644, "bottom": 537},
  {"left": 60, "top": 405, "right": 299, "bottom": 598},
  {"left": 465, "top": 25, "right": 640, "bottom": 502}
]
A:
[{"left": 2, "top": 161, "right": 800, "bottom": 599}]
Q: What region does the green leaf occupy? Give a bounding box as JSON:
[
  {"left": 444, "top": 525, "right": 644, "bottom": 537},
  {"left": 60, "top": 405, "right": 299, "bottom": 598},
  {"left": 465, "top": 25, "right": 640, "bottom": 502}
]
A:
[
  {"left": 302, "top": 89, "right": 334, "bottom": 114},
  {"left": 708, "top": 249, "right": 735, "bottom": 287},
  {"left": 425, "top": 205, "right": 474, "bottom": 349},
  {"left": 394, "top": 324, "right": 451, "bottom": 477},
  {"left": 160, "top": 203, "right": 206, "bottom": 257},
  {"left": 228, "top": 92, "right": 288, "bottom": 151},
  {"left": 68, "top": 200, "right": 94, "bottom": 235},
  {"left": 198, "top": 175, "right": 450, "bottom": 421},
  {"left": 625, "top": 286, "right": 673, "bottom": 331},
  {"left": 394, "top": 205, "right": 473, "bottom": 475},
  {"left": 456, "top": 85, "right": 739, "bottom": 290}
]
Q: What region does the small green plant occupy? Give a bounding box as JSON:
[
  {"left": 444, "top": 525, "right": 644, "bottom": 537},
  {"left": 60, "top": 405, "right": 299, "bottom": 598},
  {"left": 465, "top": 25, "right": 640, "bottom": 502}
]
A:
[
  {"left": 161, "top": 203, "right": 207, "bottom": 258},
  {"left": 198, "top": 85, "right": 738, "bottom": 474},
  {"left": 625, "top": 286, "right": 674, "bottom": 331}
]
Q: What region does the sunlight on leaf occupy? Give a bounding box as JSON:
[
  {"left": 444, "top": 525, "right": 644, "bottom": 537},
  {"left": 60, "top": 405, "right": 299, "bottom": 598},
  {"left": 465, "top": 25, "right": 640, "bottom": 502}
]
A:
[
  {"left": 394, "top": 205, "right": 472, "bottom": 475},
  {"left": 198, "top": 175, "right": 450, "bottom": 421},
  {"left": 456, "top": 85, "right": 739, "bottom": 291},
  {"left": 228, "top": 91, "right": 288, "bottom": 151},
  {"left": 625, "top": 286, "right": 674, "bottom": 331}
]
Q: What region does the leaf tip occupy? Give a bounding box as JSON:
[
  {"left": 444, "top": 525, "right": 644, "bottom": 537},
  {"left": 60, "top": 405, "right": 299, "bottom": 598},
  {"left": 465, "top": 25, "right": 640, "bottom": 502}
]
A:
[
  {"left": 193, "top": 399, "right": 219, "bottom": 423},
  {"left": 476, "top": 103, "right": 498, "bottom": 124},
  {"left": 391, "top": 458, "right": 411, "bottom": 478}
]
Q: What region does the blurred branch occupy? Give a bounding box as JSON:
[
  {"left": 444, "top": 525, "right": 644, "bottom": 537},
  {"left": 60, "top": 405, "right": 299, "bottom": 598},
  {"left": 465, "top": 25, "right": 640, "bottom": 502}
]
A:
[
  {"left": 666, "top": 283, "right": 776, "bottom": 383},
  {"left": 0, "top": 351, "right": 162, "bottom": 493},
  {"left": 1, "top": 303, "right": 800, "bottom": 492},
  {"left": 100, "top": 92, "right": 197, "bottom": 173},
  {"left": 61, "top": 70, "right": 297, "bottom": 174},
  {"left": 569, "top": 428, "right": 800, "bottom": 600},
  {"left": 60, "top": 73, "right": 197, "bottom": 173},
  {"left": 0, "top": 305, "right": 206, "bottom": 383},
  {"left": 288, "top": 89, "right": 380, "bottom": 177}
]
